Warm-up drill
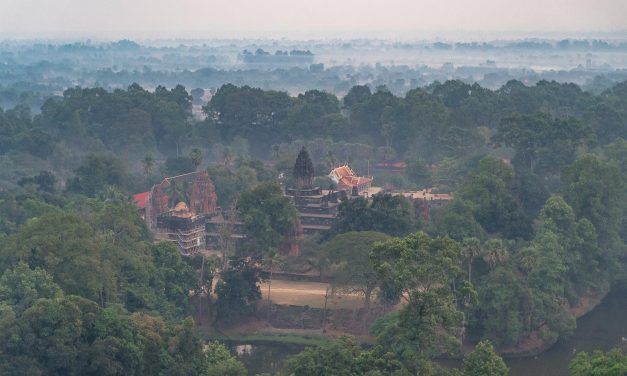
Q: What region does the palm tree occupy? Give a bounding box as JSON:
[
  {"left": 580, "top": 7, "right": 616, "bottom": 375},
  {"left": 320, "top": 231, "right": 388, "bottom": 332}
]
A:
[
  {"left": 167, "top": 180, "right": 191, "bottom": 207},
  {"left": 462, "top": 237, "right": 481, "bottom": 284},
  {"left": 481, "top": 239, "right": 509, "bottom": 270},
  {"left": 381, "top": 122, "right": 395, "bottom": 149},
  {"left": 142, "top": 154, "right": 155, "bottom": 177},
  {"left": 189, "top": 148, "right": 203, "bottom": 170},
  {"left": 518, "top": 248, "right": 537, "bottom": 274}
]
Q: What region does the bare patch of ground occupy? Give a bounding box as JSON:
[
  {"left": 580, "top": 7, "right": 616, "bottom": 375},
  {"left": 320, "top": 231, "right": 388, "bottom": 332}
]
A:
[{"left": 261, "top": 280, "right": 374, "bottom": 309}]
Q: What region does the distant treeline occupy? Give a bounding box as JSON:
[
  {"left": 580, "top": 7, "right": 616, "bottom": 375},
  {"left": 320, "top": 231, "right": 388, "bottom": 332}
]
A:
[{"left": 1, "top": 79, "right": 625, "bottom": 186}]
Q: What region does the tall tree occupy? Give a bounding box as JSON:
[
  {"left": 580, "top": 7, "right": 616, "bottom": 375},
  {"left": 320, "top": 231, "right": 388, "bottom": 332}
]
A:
[
  {"left": 330, "top": 193, "right": 415, "bottom": 238},
  {"left": 189, "top": 148, "right": 203, "bottom": 170},
  {"left": 462, "top": 340, "right": 508, "bottom": 376},
  {"left": 236, "top": 182, "right": 298, "bottom": 255},
  {"left": 370, "top": 232, "right": 466, "bottom": 360},
  {"left": 321, "top": 231, "right": 390, "bottom": 308},
  {"left": 570, "top": 348, "right": 627, "bottom": 376},
  {"left": 67, "top": 154, "right": 131, "bottom": 197},
  {"left": 215, "top": 257, "right": 264, "bottom": 322}
]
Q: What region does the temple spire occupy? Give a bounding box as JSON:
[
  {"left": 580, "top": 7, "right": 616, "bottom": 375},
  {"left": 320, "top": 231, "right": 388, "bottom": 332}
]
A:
[{"left": 293, "top": 146, "right": 314, "bottom": 189}]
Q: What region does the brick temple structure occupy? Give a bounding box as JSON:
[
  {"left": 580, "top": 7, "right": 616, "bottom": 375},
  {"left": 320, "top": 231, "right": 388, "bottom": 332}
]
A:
[
  {"left": 132, "top": 151, "right": 388, "bottom": 258},
  {"left": 133, "top": 171, "right": 218, "bottom": 255}
]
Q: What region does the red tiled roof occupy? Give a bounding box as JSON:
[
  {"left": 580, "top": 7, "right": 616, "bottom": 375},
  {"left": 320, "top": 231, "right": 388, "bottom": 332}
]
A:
[
  {"left": 329, "top": 164, "right": 373, "bottom": 189},
  {"left": 329, "top": 165, "right": 355, "bottom": 179},
  {"left": 338, "top": 176, "right": 372, "bottom": 187},
  {"left": 133, "top": 191, "right": 150, "bottom": 209}
]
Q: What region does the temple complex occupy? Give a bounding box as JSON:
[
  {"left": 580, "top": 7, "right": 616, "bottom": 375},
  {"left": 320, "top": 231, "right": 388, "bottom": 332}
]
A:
[
  {"left": 328, "top": 164, "right": 373, "bottom": 195},
  {"left": 285, "top": 147, "right": 341, "bottom": 236},
  {"left": 133, "top": 171, "right": 218, "bottom": 255},
  {"left": 131, "top": 150, "right": 441, "bottom": 258}
]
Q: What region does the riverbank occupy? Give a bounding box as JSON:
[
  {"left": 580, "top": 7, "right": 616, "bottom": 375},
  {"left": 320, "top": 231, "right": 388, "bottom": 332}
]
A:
[
  {"left": 202, "top": 286, "right": 610, "bottom": 359},
  {"left": 498, "top": 286, "right": 609, "bottom": 357},
  {"left": 507, "top": 282, "right": 627, "bottom": 376},
  {"left": 213, "top": 283, "right": 625, "bottom": 376},
  {"left": 197, "top": 317, "right": 375, "bottom": 347}
]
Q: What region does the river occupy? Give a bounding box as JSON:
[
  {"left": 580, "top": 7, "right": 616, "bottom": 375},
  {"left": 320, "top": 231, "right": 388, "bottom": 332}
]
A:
[
  {"left": 507, "top": 282, "right": 627, "bottom": 376},
  {"left": 228, "top": 282, "right": 627, "bottom": 375}
]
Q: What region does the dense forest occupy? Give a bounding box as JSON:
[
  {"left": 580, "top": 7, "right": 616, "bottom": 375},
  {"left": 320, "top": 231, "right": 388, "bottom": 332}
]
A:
[{"left": 0, "top": 77, "right": 625, "bottom": 374}]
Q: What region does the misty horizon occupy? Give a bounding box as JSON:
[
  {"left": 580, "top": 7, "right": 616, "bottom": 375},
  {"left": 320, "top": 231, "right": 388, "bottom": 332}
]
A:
[{"left": 2, "top": 0, "right": 627, "bottom": 40}]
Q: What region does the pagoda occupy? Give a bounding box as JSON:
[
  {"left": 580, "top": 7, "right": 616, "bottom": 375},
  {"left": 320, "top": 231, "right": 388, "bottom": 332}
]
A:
[{"left": 285, "top": 147, "right": 340, "bottom": 235}]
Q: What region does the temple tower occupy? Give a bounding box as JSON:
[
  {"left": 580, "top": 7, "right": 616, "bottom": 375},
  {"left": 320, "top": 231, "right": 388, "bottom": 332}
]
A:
[{"left": 293, "top": 146, "right": 314, "bottom": 189}]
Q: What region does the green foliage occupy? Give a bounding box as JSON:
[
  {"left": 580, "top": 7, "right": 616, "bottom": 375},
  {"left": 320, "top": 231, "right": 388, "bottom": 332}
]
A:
[
  {"left": 569, "top": 348, "right": 627, "bottom": 376},
  {"left": 203, "top": 341, "right": 247, "bottom": 376},
  {"left": 510, "top": 169, "right": 550, "bottom": 219},
  {"left": 0, "top": 205, "right": 194, "bottom": 319},
  {"left": 207, "top": 165, "right": 246, "bottom": 206},
  {"left": 0, "top": 262, "right": 62, "bottom": 314},
  {"left": 0, "top": 294, "right": 244, "bottom": 376},
  {"left": 473, "top": 196, "right": 600, "bottom": 347},
  {"left": 284, "top": 336, "right": 409, "bottom": 376},
  {"left": 17, "top": 170, "right": 57, "bottom": 193},
  {"left": 562, "top": 154, "right": 624, "bottom": 252},
  {"left": 474, "top": 266, "right": 528, "bottom": 345},
  {"left": 1, "top": 73, "right": 626, "bottom": 375},
  {"left": 215, "top": 257, "right": 264, "bottom": 322},
  {"left": 236, "top": 181, "right": 298, "bottom": 254},
  {"left": 6, "top": 212, "right": 115, "bottom": 302},
  {"left": 330, "top": 193, "right": 415, "bottom": 238},
  {"left": 165, "top": 156, "right": 196, "bottom": 176},
  {"left": 321, "top": 231, "right": 390, "bottom": 307},
  {"left": 0, "top": 191, "right": 63, "bottom": 234},
  {"left": 67, "top": 154, "right": 131, "bottom": 197},
  {"left": 139, "top": 242, "right": 196, "bottom": 317},
  {"left": 0, "top": 104, "right": 54, "bottom": 158},
  {"left": 458, "top": 156, "right": 532, "bottom": 239},
  {"left": 188, "top": 148, "right": 203, "bottom": 169},
  {"left": 462, "top": 340, "right": 508, "bottom": 376},
  {"left": 204, "top": 84, "right": 295, "bottom": 154},
  {"left": 371, "top": 232, "right": 465, "bottom": 358},
  {"left": 433, "top": 199, "right": 485, "bottom": 241},
  {"left": 493, "top": 112, "right": 593, "bottom": 174},
  {"left": 405, "top": 156, "right": 432, "bottom": 187},
  {"left": 39, "top": 84, "right": 191, "bottom": 156},
  {"left": 0, "top": 190, "right": 240, "bottom": 374},
  {"left": 537, "top": 196, "right": 603, "bottom": 292}
]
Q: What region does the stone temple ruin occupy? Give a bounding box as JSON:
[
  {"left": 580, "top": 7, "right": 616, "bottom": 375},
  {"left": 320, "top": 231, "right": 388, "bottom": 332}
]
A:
[
  {"left": 133, "top": 147, "right": 449, "bottom": 258},
  {"left": 133, "top": 171, "right": 217, "bottom": 255},
  {"left": 285, "top": 147, "right": 342, "bottom": 236}
]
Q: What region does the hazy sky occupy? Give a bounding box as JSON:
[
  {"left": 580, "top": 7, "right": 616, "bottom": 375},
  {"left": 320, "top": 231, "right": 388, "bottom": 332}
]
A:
[{"left": 1, "top": 0, "right": 626, "bottom": 39}]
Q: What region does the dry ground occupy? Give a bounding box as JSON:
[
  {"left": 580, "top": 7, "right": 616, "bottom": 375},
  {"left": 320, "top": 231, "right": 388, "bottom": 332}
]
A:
[{"left": 260, "top": 279, "right": 373, "bottom": 309}]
